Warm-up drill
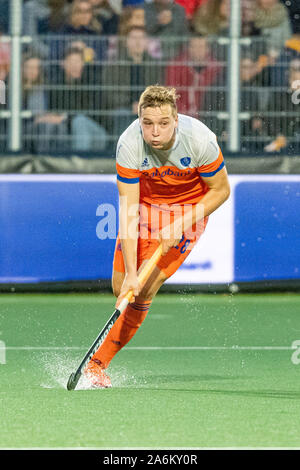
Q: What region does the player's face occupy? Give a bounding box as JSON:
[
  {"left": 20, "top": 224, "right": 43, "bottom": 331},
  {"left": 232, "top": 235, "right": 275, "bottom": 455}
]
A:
[{"left": 140, "top": 105, "right": 178, "bottom": 150}]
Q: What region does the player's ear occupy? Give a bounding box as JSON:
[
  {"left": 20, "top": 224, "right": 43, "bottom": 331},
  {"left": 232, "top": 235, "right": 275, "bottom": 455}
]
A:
[{"left": 174, "top": 113, "right": 178, "bottom": 128}]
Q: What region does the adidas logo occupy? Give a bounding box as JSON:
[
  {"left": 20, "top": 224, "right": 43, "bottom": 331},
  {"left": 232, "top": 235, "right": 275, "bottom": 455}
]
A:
[{"left": 141, "top": 157, "right": 149, "bottom": 167}]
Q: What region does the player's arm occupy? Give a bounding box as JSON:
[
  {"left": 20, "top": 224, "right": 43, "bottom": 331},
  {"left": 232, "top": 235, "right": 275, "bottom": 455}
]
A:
[
  {"left": 195, "top": 166, "right": 230, "bottom": 218},
  {"left": 185, "top": 137, "right": 230, "bottom": 233},
  {"left": 116, "top": 179, "right": 140, "bottom": 302},
  {"left": 179, "top": 167, "right": 230, "bottom": 234},
  {"left": 160, "top": 167, "right": 230, "bottom": 254}
]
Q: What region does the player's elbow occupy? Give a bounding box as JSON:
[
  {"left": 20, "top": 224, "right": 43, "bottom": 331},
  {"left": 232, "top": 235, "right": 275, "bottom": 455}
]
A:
[
  {"left": 217, "top": 181, "right": 230, "bottom": 204},
  {"left": 223, "top": 181, "right": 231, "bottom": 201}
]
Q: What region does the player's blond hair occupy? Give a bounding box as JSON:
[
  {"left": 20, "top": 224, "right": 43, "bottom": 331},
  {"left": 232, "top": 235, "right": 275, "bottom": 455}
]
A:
[{"left": 138, "top": 85, "right": 179, "bottom": 117}]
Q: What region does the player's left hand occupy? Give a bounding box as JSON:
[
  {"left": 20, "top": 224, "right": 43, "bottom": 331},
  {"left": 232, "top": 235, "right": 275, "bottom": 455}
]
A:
[
  {"left": 115, "top": 272, "right": 140, "bottom": 308},
  {"left": 159, "top": 222, "right": 183, "bottom": 256}
]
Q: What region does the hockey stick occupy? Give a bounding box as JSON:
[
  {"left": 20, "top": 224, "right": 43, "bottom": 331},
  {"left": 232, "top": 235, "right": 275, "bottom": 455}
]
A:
[{"left": 66, "top": 244, "right": 163, "bottom": 390}]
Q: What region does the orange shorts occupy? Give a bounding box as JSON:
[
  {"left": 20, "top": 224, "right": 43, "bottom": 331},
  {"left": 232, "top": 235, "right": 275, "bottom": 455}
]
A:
[{"left": 113, "top": 203, "right": 208, "bottom": 279}]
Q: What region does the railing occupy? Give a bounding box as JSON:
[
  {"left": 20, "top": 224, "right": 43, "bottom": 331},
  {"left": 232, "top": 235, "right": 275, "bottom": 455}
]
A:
[{"left": 0, "top": 31, "right": 299, "bottom": 156}]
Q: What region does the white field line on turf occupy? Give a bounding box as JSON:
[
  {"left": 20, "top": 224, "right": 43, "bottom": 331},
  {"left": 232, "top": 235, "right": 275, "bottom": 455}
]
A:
[{"left": 2, "top": 346, "right": 297, "bottom": 351}]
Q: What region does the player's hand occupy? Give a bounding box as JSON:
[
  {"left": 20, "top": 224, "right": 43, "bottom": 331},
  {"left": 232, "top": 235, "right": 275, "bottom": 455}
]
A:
[
  {"left": 115, "top": 272, "right": 140, "bottom": 308},
  {"left": 159, "top": 223, "right": 183, "bottom": 256}
]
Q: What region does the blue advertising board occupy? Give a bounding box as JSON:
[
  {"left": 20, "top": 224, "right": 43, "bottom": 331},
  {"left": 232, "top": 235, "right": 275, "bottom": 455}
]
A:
[
  {"left": 0, "top": 174, "right": 299, "bottom": 284},
  {"left": 0, "top": 175, "right": 118, "bottom": 282},
  {"left": 234, "top": 180, "right": 300, "bottom": 281}
]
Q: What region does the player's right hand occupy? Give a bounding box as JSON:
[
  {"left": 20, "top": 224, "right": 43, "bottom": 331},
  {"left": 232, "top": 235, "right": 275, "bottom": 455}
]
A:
[{"left": 115, "top": 272, "right": 140, "bottom": 308}]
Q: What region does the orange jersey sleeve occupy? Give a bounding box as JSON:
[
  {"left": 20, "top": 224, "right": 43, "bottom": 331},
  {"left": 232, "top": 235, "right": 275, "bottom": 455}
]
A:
[
  {"left": 198, "top": 148, "right": 225, "bottom": 177},
  {"left": 116, "top": 162, "right": 141, "bottom": 184}
]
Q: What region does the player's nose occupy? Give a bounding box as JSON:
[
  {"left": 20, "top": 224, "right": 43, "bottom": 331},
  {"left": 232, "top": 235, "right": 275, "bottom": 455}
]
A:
[{"left": 152, "top": 125, "right": 159, "bottom": 136}]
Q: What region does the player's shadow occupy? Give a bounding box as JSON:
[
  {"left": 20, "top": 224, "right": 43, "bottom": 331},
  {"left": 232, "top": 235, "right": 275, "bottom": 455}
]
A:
[
  {"left": 176, "top": 389, "right": 300, "bottom": 400},
  {"left": 142, "top": 375, "right": 300, "bottom": 400},
  {"left": 144, "top": 373, "right": 245, "bottom": 384}
]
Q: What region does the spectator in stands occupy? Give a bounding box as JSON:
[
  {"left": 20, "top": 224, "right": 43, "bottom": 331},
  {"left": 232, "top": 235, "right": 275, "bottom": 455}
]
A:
[
  {"left": 165, "top": 34, "right": 223, "bottom": 117},
  {"left": 238, "top": 56, "right": 270, "bottom": 152},
  {"left": 0, "top": 26, "right": 9, "bottom": 153},
  {"left": 34, "top": 0, "right": 70, "bottom": 34},
  {"left": 241, "top": 0, "right": 262, "bottom": 37},
  {"left": 23, "top": 0, "right": 50, "bottom": 36},
  {"left": 281, "top": 0, "right": 300, "bottom": 35},
  {"left": 59, "top": 0, "right": 96, "bottom": 34},
  {"left": 88, "top": 0, "right": 120, "bottom": 35},
  {"left": 269, "top": 21, "right": 300, "bottom": 87},
  {"left": 106, "top": 6, "right": 146, "bottom": 61},
  {"left": 192, "top": 0, "right": 230, "bottom": 36},
  {"left": 123, "top": 0, "right": 144, "bottom": 5},
  {"left": 0, "top": 0, "right": 9, "bottom": 34},
  {"left": 23, "top": 1, "right": 71, "bottom": 59},
  {"left": 36, "top": 47, "right": 107, "bottom": 153},
  {"left": 101, "top": 26, "right": 162, "bottom": 137},
  {"left": 22, "top": 53, "right": 49, "bottom": 153},
  {"left": 174, "top": 1, "right": 208, "bottom": 20},
  {"left": 144, "top": 0, "right": 190, "bottom": 59},
  {"left": 118, "top": 5, "right": 145, "bottom": 35},
  {"left": 50, "top": 0, "right": 107, "bottom": 62},
  {"left": 199, "top": 55, "right": 270, "bottom": 152},
  {"left": 117, "top": 6, "right": 165, "bottom": 60},
  {"left": 0, "top": 29, "right": 10, "bottom": 78},
  {"left": 254, "top": 0, "right": 292, "bottom": 51},
  {"left": 265, "top": 59, "right": 300, "bottom": 153},
  {"left": 192, "top": 0, "right": 264, "bottom": 37}
]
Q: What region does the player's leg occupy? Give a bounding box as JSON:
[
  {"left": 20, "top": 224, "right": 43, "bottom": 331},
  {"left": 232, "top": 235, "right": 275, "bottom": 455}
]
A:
[
  {"left": 99, "top": 217, "right": 209, "bottom": 368},
  {"left": 89, "top": 263, "right": 166, "bottom": 371},
  {"left": 86, "top": 218, "right": 207, "bottom": 386}
]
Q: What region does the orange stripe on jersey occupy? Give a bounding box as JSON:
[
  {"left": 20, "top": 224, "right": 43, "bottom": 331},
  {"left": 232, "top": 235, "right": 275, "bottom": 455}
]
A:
[
  {"left": 198, "top": 149, "right": 224, "bottom": 176},
  {"left": 116, "top": 163, "right": 141, "bottom": 183}
]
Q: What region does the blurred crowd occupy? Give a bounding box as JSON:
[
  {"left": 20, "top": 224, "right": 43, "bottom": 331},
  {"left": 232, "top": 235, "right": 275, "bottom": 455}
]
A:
[{"left": 0, "top": 0, "right": 299, "bottom": 155}]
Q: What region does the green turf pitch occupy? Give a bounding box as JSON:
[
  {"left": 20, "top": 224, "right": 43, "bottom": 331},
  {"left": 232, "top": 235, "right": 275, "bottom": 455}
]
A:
[{"left": 1, "top": 292, "right": 300, "bottom": 448}]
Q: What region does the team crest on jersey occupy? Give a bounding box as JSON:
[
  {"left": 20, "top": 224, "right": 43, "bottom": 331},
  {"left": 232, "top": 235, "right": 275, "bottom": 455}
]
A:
[{"left": 180, "top": 157, "right": 191, "bottom": 167}]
